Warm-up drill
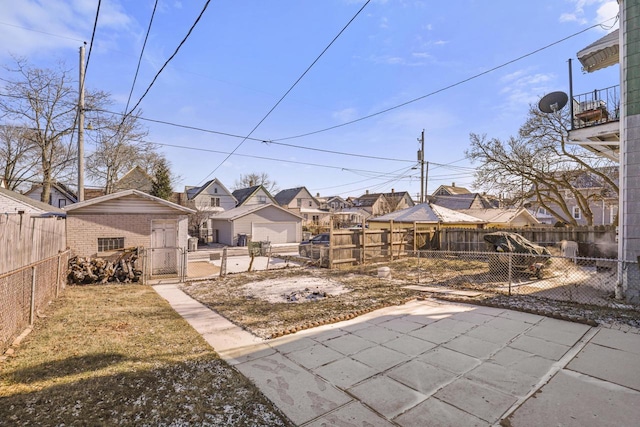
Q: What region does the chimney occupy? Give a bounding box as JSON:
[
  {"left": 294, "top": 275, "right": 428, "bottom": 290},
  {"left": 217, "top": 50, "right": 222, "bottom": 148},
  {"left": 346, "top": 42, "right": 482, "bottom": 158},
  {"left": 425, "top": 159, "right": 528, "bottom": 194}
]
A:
[
  {"left": 452, "top": 182, "right": 456, "bottom": 187},
  {"left": 366, "top": 190, "right": 369, "bottom": 195},
  {"left": 316, "top": 192, "right": 320, "bottom": 197},
  {"left": 391, "top": 188, "right": 395, "bottom": 193}
]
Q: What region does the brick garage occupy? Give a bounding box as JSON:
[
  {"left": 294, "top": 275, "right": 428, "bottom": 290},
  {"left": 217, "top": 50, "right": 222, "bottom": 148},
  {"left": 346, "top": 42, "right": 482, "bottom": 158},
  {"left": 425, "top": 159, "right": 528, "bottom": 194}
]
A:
[{"left": 65, "top": 190, "right": 194, "bottom": 276}]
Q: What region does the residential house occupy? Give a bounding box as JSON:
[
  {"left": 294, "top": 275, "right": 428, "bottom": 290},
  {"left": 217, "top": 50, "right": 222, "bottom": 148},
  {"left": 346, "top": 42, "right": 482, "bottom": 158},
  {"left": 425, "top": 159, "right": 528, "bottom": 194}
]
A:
[
  {"left": 368, "top": 202, "right": 486, "bottom": 231},
  {"left": 209, "top": 203, "right": 303, "bottom": 246},
  {"left": 232, "top": 185, "right": 277, "bottom": 206},
  {"left": 64, "top": 190, "right": 194, "bottom": 277},
  {"left": 315, "top": 194, "right": 350, "bottom": 211},
  {"left": 274, "top": 187, "right": 330, "bottom": 227},
  {"left": 430, "top": 183, "right": 499, "bottom": 210},
  {"left": 0, "top": 187, "right": 65, "bottom": 217},
  {"left": 184, "top": 178, "right": 237, "bottom": 242},
  {"left": 353, "top": 189, "right": 415, "bottom": 217},
  {"left": 525, "top": 168, "right": 618, "bottom": 226},
  {"left": 24, "top": 182, "right": 77, "bottom": 209},
  {"left": 113, "top": 165, "right": 154, "bottom": 193},
  {"left": 458, "top": 208, "right": 540, "bottom": 228}
]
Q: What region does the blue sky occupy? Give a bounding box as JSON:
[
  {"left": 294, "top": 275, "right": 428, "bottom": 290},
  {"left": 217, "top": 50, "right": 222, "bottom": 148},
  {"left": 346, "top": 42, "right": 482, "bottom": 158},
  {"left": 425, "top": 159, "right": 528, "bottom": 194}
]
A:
[{"left": 0, "top": 0, "right": 620, "bottom": 199}]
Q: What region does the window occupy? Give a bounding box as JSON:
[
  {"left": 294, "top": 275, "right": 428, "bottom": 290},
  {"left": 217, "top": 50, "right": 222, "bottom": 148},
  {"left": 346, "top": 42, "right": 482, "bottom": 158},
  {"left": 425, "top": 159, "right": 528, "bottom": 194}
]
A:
[
  {"left": 537, "top": 207, "right": 547, "bottom": 215},
  {"left": 214, "top": 188, "right": 218, "bottom": 194},
  {"left": 297, "top": 198, "right": 302, "bottom": 207},
  {"left": 573, "top": 207, "right": 581, "bottom": 220},
  {"left": 308, "top": 201, "right": 313, "bottom": 207},
  {"left": 312, "top": 215, "right": 319, "bottom": 224},
  {"left": 258, "top": 195, "right": 267, "bottom": 203},
  {"left": 98, "top": 237, "right": 124, "bottom": 252},
  {"left": 58, "top": 199, "right": 67, "bottom": 208},
  {"left": 211, "top": 197, "right": 220, "bottom": 207}
]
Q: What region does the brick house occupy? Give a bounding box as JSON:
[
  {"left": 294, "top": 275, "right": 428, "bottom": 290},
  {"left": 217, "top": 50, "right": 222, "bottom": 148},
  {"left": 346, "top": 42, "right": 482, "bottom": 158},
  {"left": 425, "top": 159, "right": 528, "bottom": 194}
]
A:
[{"left": 64, "top": 190, "right": 194, "bottom": 276}]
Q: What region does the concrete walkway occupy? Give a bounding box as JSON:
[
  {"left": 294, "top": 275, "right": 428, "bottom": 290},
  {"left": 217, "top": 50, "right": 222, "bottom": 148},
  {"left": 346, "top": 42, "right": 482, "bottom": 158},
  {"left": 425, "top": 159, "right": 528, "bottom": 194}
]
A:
[{"left": 154, "top": 284, "right": 640, "bottom": 426}]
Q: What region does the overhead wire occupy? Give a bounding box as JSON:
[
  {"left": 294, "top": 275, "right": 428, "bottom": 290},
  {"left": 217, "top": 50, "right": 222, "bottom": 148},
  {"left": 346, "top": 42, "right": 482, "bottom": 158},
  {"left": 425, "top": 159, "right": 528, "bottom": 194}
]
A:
[
  {"left": 272, "top": 16, "right": 620, "bottom": 142},
  {"left": 197, "top": 0, "right": 372, "bottom": 184},
  {"left": 123, "top": 0, "right": 211, "bottom": 120},
  {"left": 124, "top": 0, "right": 159, "bottom": 115}
]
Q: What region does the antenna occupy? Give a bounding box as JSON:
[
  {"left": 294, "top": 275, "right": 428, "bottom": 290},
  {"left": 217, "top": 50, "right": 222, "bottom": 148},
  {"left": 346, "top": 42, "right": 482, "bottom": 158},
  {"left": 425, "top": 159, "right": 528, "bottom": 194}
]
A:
[{"left": 538, "top": 91, "right": 568, "bottom": 113}]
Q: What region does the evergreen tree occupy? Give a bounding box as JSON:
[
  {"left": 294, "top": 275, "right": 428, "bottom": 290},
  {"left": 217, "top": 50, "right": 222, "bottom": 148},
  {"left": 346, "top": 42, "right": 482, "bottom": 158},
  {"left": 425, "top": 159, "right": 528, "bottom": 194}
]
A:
[{"left": 151, "top": 159, "right": 173, "bottom": 200}]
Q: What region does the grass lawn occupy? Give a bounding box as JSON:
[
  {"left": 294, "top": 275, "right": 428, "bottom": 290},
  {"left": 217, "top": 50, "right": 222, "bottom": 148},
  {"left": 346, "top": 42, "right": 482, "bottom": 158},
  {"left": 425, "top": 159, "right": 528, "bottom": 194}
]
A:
[{"left": 0, "top": 285, "right": 293, "bottom": 427}]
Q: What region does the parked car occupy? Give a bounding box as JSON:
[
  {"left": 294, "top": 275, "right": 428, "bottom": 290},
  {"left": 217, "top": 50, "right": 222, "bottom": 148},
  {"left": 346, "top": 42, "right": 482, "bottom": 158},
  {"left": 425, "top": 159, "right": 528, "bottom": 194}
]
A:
[
  {"left": 299, "top": 233, "right": 330, "bottom": 257},
  {"left": 484, "top": 231, "right": 551, "bottom": 279}
]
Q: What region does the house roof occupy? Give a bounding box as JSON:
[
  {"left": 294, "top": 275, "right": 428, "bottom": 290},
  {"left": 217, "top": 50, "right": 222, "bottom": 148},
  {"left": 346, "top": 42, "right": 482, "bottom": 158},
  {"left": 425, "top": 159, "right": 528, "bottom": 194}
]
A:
[
  {"left": 356, "top": 191, "right": 413, "bottom": 207},
  {"left": 64, "top": 189, "right": 195, "bottom": 214},
  {"left": 432, "top": 184, "right": 471, "bottom": 196},
  {"left": 274, "top": 187, "right": 318, "bottom": 205},
  {"left": 232, "top": 185, "right": 277, "bottom": 206},
  {"left": 0, "top": 187, "right": 66, "bottom": 216},
  {"left": 186, "top": 178, "right": 235, "bottom": 202},
  {"left": 429, "top": 193, "right": 494, "bottom": 210},
  {"left": 577, "top": 28, "right": 619, "bottom": 73},
  {"left": 24, "top": 182, "right": 78, "bottom": 203},
  {"left": 369, "top": 202, "right": 485, "bottom": 224},
  {"left": 210, "top": 203, "right": 303, "bottom": 221},
  {"left": 114, "top": 165, "right": 153, "bottom": 192},
  {"left": 458, "top": 208, "right": 539, "bottom": 225}
]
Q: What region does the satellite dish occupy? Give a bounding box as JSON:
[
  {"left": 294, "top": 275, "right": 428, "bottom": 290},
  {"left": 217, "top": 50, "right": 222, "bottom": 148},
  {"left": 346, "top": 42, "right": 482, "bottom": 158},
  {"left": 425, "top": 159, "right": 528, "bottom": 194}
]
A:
[{"left": 538, "top": 91, "right": 568, "bottom": 113}]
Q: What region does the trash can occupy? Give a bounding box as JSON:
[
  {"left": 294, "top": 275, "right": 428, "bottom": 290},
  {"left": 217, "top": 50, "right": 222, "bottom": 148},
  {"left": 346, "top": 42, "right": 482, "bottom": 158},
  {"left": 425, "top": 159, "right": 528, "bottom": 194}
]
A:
[
  {"left": 237, "top": 233, "right": 247, "bottom": 246},
  {"left": 188, "top": 237, "right": 198, "bottom": 252}
]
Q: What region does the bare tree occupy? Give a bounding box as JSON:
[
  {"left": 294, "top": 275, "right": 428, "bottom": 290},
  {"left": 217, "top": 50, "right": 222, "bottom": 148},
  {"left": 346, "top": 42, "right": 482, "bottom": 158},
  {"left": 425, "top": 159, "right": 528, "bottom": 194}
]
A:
[
  {"left": 84, "top": 109, "right": 152, "bottom": 194},
  {"left": 0, "top": 57, "right": 79, "bottom": 202},
  {"left": 0, "top": 124, "right": 39, "bottom": 191},
  {"left": 233, "top": 171, "right": 278, "bottom": 193},
  {"left": 466, "top": 105, "right": 618, "bottom": 226}
]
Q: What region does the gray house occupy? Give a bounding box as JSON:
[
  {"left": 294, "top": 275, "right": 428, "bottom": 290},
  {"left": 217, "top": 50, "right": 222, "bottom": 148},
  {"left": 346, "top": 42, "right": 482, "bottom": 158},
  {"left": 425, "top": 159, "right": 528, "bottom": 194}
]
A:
[{"left": 210, "top": 204, "right": 303, "bottom": 246}]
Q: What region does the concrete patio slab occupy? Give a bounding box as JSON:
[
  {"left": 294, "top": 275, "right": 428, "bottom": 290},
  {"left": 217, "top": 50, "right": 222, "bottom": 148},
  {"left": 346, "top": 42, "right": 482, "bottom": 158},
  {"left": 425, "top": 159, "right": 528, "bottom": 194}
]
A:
[
  {"left": 235, "top": 352, "right": 352, "bottom": 426},
  {"left": 303, "top": 401, "right": 394, "bottom": 427},
  {"left": 567, "top": 340, "right": 640, "bottom": 391},
  {"left": 395, "top": 397, "right": 488, "bottom": 426},
  {"left": 387, "top": 359, "right": 458, "bottom": 395},
  {"left": 314, "top": 357, "right": 378, "bottom": 389},
  {"left": 434, "top": 377, "right": 517, "bottom": 424},
  {"left": 506, "top": 370, "right": 640, "bottom": 427},
  {"left": 155, "top": 283, "right": 640, "bottom": 426},
  {"left": 348, "top": 376, "right": 428, "bottom": 419}
]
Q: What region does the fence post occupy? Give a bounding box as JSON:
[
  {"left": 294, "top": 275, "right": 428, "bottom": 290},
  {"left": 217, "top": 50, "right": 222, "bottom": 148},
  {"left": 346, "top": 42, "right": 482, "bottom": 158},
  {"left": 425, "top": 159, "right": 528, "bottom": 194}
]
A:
[
  {"left": 55, "top": 252, "right": 61, "bottom": 298},
  {"left": 220, "top": 248, "right": 227, "bottom": 277},
  {"left": 417, "top": 250, "right": 421, "bottom": 284},
  {"left": 30, "top": 266, "right": 36, "bottom": 325},
  {"left": 508, "top": 252, "right": 513, "bottom": 296}
]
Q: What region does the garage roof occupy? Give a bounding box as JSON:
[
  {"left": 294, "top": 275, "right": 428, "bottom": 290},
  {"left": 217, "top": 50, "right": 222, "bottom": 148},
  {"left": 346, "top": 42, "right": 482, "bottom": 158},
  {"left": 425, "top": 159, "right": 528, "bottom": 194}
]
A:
[{"left": 210, "top": 203, "right": 303, "bottom": 221}]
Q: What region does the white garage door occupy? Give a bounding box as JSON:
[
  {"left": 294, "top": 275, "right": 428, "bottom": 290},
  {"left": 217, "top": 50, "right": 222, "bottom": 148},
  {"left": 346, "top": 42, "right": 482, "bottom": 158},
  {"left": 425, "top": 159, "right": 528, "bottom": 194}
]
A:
[{"left": 252, "top": 222, "right": 297, "bottom": 243}]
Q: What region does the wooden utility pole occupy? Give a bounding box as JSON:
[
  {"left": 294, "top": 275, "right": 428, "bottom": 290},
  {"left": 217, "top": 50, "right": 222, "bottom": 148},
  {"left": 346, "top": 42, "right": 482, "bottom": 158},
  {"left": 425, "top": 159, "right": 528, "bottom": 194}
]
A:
[
  {"left": 418, "top": 129, "right": 425, "bottom": 203},
  {"left": 78, "top": 43, "right": 86, "bottom": 202}
]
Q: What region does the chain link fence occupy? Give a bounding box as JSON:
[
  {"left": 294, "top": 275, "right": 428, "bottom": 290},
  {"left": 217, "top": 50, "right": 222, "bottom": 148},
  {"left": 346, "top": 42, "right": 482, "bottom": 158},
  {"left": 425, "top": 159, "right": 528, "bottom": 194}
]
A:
[
  {"left": 306, "top": 246, "right": 640, "bottom": 309},
  {"left": 140, "top": 247, "right": 188, "bottom": 283},
  {"left": 0, "top": 250, "right": 71, "bottom": 354}
]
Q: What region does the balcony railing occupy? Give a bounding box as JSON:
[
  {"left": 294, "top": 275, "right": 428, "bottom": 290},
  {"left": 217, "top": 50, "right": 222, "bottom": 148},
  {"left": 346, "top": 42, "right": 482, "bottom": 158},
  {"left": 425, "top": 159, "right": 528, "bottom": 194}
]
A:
[{"left": 571, "top": 85, "right": 620, "bottom": 130}]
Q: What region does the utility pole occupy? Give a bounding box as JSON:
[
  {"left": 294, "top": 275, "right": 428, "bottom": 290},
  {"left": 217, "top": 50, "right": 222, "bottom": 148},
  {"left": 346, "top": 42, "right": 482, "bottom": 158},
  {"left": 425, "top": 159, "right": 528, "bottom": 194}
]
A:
[
  {"left": 78, "top": 43, "right": 86, "bottom": 202},
  {"left": 417, "top": 129, "right": 425, "bottom": 203}
]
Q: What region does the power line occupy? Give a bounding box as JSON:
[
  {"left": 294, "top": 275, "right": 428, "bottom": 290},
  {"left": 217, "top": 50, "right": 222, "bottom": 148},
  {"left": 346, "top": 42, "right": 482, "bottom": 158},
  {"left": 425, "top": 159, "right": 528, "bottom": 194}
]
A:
[
  {"left": 84, "top": 0, "right": 101, "bottom": 76},
  {"left": 0, "top": 21, "right": 85, "bottom": 42},
  {"left": 123, "top": 0, "right": 211, "bottom": 120},
  {"left": 198, "top": 0, "right": 372, "bottom": 184},
  {"left": 125, "top": 0, "right": 158, "bottom": 115},
  {"left": 272, "top": 16, "right": 619, "bottom": 142}
]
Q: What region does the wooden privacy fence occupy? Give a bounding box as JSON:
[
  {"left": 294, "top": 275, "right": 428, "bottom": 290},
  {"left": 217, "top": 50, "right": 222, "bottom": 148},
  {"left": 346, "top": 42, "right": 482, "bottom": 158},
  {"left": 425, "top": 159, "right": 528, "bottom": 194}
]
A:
[
  {"left": 0, "top": 250, "right": 71, "bottom": 354},
  {"left": 325, "top": 225, "right": 618, "bottom": 269},
  {"left": 0, "top": 213, "right": 67, "bottom": 275}
]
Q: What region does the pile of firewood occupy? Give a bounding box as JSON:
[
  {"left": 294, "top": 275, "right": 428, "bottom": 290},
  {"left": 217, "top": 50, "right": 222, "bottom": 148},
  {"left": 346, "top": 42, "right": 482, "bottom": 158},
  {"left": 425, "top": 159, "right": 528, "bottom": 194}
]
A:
[{"left": 68, "top": 247, "right": 143, "bottom": 285}]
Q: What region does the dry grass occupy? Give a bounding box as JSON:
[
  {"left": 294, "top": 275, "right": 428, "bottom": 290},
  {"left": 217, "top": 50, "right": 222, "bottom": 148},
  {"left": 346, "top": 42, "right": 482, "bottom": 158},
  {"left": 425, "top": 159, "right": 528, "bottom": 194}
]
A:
[
  {"left": 0, "top": 285, "right": 293, "bottom": 427},
  {"left": 181, "top": 265, "right": 422, "bottom": 339}
]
